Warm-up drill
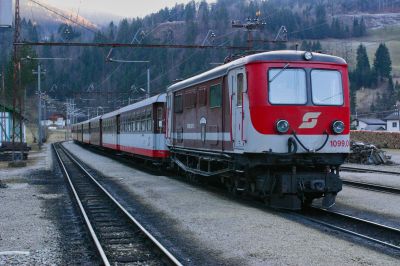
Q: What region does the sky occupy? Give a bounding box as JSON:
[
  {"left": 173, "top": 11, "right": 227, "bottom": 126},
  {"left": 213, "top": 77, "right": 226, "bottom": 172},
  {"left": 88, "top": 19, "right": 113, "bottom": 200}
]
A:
[{"left": 42, "top": 0, "right": 215, "bottom": 18}]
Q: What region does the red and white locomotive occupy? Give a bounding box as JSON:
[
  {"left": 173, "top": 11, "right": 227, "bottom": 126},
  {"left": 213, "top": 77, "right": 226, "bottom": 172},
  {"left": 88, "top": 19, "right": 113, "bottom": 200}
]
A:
[{"left": 72, "top": 50, "right": 350, "bottom": 209}]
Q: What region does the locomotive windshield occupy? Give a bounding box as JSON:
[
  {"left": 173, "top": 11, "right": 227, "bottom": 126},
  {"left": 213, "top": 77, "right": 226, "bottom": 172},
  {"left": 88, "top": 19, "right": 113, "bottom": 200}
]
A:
[
  {"left": 311, "top": 70, "right": 343, "bottom": 105},
  {"left": 268, "top": 68, "right": 307, "bottom": 104},
  {"left": 268, "top": 68, "right": 343, "bottom": 106}
]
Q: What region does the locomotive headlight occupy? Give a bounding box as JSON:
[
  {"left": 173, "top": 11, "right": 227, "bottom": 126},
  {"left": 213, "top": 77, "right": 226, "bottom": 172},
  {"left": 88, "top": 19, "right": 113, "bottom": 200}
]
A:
[
  {"left": 304, "top": 51, "right": 313, "bottom": 60},
  {"left": 276, "top": 120, "right": 290, "bottom": 134},
  {"left": 332, "top": 120, "right": 345, "bottom": 134}
]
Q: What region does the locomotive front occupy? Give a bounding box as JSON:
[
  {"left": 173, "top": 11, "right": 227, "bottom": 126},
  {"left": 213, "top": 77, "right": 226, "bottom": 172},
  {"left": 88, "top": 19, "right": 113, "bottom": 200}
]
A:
[{"left": 240, "top": 51, "right": 350, "bottom": 209}]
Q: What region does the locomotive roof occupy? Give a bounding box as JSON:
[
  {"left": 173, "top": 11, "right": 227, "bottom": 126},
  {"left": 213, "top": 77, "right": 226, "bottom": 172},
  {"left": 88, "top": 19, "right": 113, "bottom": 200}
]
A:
[
  {"left": 101, "top": 93, "right": 166, "bottom": 119},
  {"left": 89, "top": 116, "right": 101, "bottom": 122},
  {"left": 167, "top": 50, "right": 346, "bottom": 92}
]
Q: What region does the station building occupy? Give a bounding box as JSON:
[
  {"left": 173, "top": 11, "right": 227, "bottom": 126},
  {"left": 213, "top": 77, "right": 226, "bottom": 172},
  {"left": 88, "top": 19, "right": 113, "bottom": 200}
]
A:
[{"left": 0, "top": 104, "right": 26, "bottom": 147}]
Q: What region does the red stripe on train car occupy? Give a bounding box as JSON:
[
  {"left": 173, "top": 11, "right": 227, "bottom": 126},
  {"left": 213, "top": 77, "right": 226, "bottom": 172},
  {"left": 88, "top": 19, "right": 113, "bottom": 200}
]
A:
[
  {"left": 103, "top": 143, "right": 118, "bottom": 150},
  {"left": 103, "top": 142, "right": 169, "bottom": 158},
  {"left": 120, "top": 145, "right": 170, "bottom": 158}
]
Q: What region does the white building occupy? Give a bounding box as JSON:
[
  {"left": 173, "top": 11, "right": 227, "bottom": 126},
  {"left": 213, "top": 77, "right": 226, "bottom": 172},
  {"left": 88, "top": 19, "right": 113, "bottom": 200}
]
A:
[
  {"left": 384, "top": 112, "right": 400, "bottom": 132},
  {"left": 352, "top": 118, "right": 386, "bottom": 131},
  {"left": 42, "top": 114, "right": 66, "bottom": 129}
]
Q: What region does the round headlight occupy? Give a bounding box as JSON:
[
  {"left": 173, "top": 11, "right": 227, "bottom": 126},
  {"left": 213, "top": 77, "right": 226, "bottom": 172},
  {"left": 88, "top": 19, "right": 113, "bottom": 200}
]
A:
[
  {"left": 304, "top": 51, "right": 313, "bottom": 61},
  {"left": 332, "top": 120, "right": 345, "bottom": 134},
  {"left": 276, "top": 120, "right": 290, "bottom": 133}
]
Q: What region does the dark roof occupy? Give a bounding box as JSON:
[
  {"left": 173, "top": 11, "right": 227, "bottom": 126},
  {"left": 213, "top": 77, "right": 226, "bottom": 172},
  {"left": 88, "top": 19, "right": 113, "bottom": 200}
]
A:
[
  {"left": 384, "top": 112, "right": 400, "bottom": 120},
  {"left": 365, "top": 125, "right": 385, "bottom": 131},
  {"left": 357, "top": 118, "right": 386, "bottom": 125},
  {"left": 167, "top": 50, "right": 347, "bottom": 92}
]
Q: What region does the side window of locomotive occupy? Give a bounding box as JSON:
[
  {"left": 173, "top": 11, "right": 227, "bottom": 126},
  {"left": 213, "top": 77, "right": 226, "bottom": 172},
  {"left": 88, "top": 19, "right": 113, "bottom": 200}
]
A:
[
  {"left": 209, "top": 83, "right": 222, "bottom": 108},
  {"left": 146, "top": 109, "right": 152, "bottom": 131},
  {"left": 141, "top": 111, "right": 146, "bottom": 131},
  {"left": 268, "top": 68, "right": 307, "bottom": 104},
  {"left": 135, "top": 113, "right": 140, "bottom": 132},
  {"left": 198, "top": 87, "right": 207, "bottom": 106},
  {"left": 237, "top": 73, "right": 243, "bottom": 106},
  {"left": 174, "top": 94, "right": 183, "bottom": 113},
  {"left": 184, "top": 91, "right": 196, "bottom": 109},
  {"left": 157, "top": 107, "right": 163, "bottom": 130},
  {"left": 311, "top": 70, "right": 343, "bottom": 106},
  {"left": 130, "top": 113, "right": 136, "bottom": 132}
]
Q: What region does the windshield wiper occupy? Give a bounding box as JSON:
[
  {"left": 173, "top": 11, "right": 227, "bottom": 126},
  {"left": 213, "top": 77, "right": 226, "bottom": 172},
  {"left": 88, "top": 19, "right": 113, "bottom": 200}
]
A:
[{"left": 269, "top": 63, "right": 290, "bottom": 83}]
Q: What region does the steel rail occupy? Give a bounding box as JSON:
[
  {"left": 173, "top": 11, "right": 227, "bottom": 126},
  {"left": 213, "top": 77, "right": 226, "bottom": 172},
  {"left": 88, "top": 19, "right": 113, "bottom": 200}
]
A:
[
  {"left": 303, "top": 207, "right": 400, "bottom": 251},
  {"left": 57, "top": 143, "right": 183, "bottom": 266},
  {"left": 341, "top": 166, "right": 400, "bottom": 176},
  {"left": 53, "top": 143, "right": 111, "bottom": 266},
  {"left": 342, "top": 179, "right": 400, "bottom": 195}
]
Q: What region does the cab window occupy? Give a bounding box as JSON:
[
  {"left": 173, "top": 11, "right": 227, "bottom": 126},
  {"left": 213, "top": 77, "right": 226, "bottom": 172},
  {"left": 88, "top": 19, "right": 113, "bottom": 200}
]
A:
[
  {"left": 268, "top": 68, "right": 307, "bottom": 104},
  {"left": 311, "top": 70, "right": 343, "bottom": 105}
]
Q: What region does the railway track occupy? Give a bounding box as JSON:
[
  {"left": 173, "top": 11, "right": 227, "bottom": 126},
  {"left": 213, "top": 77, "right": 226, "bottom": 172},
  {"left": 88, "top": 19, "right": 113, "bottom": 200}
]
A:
[
  {"left": 53, "top": 143, "right": 182, "bottom": 266},
  {"left": 342, "top": 179, "right": 400, "bottom": 195},
  {"left": 64, "top": 142, "right": 400, "bottom": 255},
  {"left": 341, "top": 166, "right": 400, "bottom": 176},
  {"left": 300, "top": 207, "right": 400, "bottom": 252}
]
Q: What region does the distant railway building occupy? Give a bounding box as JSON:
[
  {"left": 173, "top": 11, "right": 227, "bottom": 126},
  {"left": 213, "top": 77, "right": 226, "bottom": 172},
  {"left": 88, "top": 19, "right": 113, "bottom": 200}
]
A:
[{"left": 0, "top": 104, "right": 26, "bottom": 147}]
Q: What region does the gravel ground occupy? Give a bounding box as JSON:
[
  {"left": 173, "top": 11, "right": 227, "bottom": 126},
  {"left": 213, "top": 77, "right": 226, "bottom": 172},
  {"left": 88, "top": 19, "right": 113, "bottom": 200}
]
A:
[
  {"left": 63, "top": 141, "right": 400, "bottom": 265},
  {"left": 0, "top": 143, "right": 96, "bottom": 265},
  {"left": 0, "top": 144, "right": 62, "bottom": 265},
  {"left": 384, "top": 149, "right": 400, "bottom": 165}
]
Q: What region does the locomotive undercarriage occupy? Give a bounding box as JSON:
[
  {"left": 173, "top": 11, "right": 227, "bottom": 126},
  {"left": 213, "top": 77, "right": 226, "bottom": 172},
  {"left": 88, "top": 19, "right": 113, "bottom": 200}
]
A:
[{"left": 170, "top": 147, "right": 345, "bottom": 210}]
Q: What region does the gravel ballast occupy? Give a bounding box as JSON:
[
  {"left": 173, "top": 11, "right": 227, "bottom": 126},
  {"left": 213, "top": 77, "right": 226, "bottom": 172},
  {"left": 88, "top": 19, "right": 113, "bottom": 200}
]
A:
[
  {"left": 0, "top": 144, "right": 97, "bottom": 265},
  {"left": 0, "top": 145, "right": 62, "bottom": 265},
  {"left": 63, "top": 141, "right": 400, "bottom": 265}
]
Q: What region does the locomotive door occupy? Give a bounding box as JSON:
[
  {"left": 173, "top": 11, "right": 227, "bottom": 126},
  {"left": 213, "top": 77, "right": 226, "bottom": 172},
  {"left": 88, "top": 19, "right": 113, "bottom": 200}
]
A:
[{"left": 229, "top": 68, "right": 246, "bottom": 149}]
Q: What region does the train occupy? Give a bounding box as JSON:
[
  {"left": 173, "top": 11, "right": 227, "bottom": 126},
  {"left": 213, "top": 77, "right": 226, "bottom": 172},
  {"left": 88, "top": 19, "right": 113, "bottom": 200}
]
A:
[{"left": 72, "top": 50, "right": 350, "bottom": 210}]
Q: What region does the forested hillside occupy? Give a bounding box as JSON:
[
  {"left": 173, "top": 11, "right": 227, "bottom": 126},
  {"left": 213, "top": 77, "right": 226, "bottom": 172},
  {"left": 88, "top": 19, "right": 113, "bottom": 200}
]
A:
[{"left": 1, "top": 0, "right": 400, "bottom": 117}]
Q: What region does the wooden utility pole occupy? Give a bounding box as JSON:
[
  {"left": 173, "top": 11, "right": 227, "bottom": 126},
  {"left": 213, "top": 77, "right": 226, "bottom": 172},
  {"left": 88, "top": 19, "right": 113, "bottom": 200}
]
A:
[{"left": 11, "top": 0, "right": 23, "bottom": 164}]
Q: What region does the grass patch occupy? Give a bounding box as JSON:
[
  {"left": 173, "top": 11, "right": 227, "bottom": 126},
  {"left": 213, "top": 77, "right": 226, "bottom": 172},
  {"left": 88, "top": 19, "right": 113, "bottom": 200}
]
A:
[{"left": 320, "top": 26, "right": 400, "bottom": 77}]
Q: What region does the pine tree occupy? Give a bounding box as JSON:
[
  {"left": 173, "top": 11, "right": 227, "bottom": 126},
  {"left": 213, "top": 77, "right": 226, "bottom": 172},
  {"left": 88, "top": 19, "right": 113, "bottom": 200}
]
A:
[
  {"left": 359, "top": 17, "right": 366, "bottom": 36},
  {"left": 395, "top": 81, "right": 400, "bottom": 102},
  {"left": 354, "top": 44, "right": 371, "bottom": 88},
  {"left": 353, "top": 17, "right": 360, "bottom": 37},
  {"left": 312, "top": 41, "right": 322, "bottom": 51},
  {"left": 184, "top": 1, "right": 196, "bottom": 22},
  {"left": 373, "top": 43, "right": 392, "bottom": 80},
  {"left": 315, "top": 4, "right": 327, "bottom": 38}
]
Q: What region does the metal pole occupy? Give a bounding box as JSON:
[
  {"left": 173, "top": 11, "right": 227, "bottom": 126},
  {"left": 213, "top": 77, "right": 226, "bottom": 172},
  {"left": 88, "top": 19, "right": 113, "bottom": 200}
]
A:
[
  {"left": 147, "top": 67, "right": 150, "bottom": 98},
  {"left": 65, "top": 99, "right": 69, "bottom": 141},
  {"left": 37, "top": 64, "right": 42, "bottom": 148}
]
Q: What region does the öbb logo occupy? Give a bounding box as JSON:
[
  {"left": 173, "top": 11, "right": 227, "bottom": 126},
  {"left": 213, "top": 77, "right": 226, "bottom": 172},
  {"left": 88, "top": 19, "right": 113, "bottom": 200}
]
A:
[{"left": 299, "top": 112, "right": 321, "bottom": 129}]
